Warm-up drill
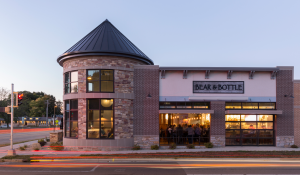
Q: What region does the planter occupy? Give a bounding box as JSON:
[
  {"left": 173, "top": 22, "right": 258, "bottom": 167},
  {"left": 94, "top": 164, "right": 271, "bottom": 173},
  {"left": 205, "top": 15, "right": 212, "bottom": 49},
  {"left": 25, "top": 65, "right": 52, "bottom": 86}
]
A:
[{"left": 39, "top": 141, "right": 46, "bottom": 147}]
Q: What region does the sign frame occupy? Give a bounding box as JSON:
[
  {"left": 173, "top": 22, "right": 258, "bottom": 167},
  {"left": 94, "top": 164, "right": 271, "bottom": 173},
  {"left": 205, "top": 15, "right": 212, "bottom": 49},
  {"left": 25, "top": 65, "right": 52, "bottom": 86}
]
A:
[{"left": 193, "top": 81, "right": 244, "bottom": 94}]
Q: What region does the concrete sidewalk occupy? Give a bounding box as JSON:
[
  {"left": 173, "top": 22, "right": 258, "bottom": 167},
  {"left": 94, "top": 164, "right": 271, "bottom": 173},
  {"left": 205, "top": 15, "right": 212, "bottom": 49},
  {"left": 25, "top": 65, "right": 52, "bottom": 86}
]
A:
[{"left": 0, "top": 139, "right": 299, "bottom": 158}]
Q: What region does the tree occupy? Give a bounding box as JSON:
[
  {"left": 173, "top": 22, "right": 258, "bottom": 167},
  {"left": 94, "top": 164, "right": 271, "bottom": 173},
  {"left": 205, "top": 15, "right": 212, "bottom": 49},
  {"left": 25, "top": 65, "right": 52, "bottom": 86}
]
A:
[
  {"left": 0, "top": 87, "right": 9, "bottom": 101},
  {"left": 29, "top": 94, "right": 62, "bottom": 117},
  {"left": 0, "top": 95, "right": 18, "bottom": 128}
]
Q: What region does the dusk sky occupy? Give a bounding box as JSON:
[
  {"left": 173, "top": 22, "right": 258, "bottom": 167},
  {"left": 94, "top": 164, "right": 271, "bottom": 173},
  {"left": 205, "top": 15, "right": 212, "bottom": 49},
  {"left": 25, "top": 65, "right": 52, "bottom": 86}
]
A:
[{"left": 0, "top": 0, "right": 299, "bottom": 101}]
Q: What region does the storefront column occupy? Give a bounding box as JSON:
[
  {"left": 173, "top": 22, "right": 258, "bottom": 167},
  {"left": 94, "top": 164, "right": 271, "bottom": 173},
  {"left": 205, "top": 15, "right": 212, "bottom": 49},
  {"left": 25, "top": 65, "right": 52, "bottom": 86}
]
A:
[
  {"left": 133, "top": 65, "right": 159, "bottom": 149},
  {"left": 210, "top": 101, "right": 225, "bottom": 147},
  {"left": 276, "top": 67, "right": 295, "bottom": 147}
]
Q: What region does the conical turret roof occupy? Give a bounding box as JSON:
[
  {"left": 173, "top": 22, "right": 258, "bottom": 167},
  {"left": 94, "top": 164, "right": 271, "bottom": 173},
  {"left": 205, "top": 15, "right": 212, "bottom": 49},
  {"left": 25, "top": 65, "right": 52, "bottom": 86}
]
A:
[{"left": 57, "top": 19, "right": 153, "bottom": 66}]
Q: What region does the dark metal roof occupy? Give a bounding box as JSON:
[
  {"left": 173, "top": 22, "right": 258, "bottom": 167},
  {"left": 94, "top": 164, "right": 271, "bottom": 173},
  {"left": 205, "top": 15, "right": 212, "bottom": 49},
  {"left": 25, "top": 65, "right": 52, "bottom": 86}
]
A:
[
  {"left": 159, "top": 67, "right": 280, "bottom": 72},
  {"left": 57, "top": 19, "right": 153, "bottom": 66}
]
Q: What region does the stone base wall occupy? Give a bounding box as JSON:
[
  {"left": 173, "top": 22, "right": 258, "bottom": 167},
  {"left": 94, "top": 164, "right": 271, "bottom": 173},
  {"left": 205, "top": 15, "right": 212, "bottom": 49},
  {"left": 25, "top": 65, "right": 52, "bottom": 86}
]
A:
[
  {"left": 63, "top": 138, "right": 134, "bottom": 151},
  {"left": 134, "top": 135, "right": 159, "bottom": 149},
  {"left": 210, "top": 135, "right": 225, "bottom": 147},
  {"left": 276, "top": 136, "right": 294, "bottom": 147},
  {"left": 50, "top": 132, "right": 63, "bottom": 143}
]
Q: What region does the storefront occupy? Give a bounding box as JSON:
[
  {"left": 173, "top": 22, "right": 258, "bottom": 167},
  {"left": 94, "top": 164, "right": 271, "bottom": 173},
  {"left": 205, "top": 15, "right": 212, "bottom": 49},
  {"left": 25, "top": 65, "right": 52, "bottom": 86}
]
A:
[{"left": 57, "top": 19, "right": 298, "bottom": 150}]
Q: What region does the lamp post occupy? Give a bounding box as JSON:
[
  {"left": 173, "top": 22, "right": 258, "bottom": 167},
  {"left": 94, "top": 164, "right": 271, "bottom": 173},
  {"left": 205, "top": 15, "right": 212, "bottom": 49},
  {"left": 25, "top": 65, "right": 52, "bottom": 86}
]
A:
[
  {"left": 53, "top": 106, "right": 57, "bottom": 132},
  {"left": 8, "top": 83, "right": 16, "bottom": 155}
]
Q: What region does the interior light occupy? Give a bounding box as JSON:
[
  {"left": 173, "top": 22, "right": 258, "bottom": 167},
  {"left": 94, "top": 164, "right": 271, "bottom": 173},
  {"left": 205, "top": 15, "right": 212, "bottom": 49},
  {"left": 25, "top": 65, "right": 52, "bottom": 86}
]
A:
[
  {"left": 87, "top": 77, "right": 92, "bottom": 80},
  {"left": 165, "top": 114, "right": 168, "bottom": 120}
]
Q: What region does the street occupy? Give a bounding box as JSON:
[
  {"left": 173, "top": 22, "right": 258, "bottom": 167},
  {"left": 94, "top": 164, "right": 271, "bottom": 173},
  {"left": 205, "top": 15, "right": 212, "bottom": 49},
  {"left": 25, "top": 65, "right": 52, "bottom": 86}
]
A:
[
  {"left": 1, "top": 159, "right": 300, "bottom": 175},
  {"left": 0, "top": 128, "right": 61, "bottom": 145}
]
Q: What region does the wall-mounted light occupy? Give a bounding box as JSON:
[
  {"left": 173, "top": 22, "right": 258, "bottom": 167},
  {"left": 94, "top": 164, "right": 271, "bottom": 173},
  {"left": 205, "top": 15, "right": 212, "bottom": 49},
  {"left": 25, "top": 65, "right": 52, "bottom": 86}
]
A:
[
  {"left": 146, "top": 93, "right": 152, "bottom": 98},
  {"left": 284, "top": 94, "right": 294, "bottom": 98}
]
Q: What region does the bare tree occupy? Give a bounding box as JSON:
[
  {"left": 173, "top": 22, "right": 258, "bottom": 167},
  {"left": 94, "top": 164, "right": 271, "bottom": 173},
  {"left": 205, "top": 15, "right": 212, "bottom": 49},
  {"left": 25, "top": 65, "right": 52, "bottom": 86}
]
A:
[{"left": 0, "top": 87, "right": 9, "bottom": 101}]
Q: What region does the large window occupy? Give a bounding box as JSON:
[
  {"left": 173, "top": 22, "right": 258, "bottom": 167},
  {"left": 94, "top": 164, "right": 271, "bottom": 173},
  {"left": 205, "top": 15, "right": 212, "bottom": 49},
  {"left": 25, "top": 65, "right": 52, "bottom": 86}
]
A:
[
  {"left": 225, "top": 114, "right": 274, "bottom": 146},
  {"left": 159, "top": 113, "right": 211, "bottom": 146},
  {"left": 65, "top": 71, "right": 78, "bottom": 94},
  {"left": 65, "top": 99, "right": 78, "bottom": 138},
  {"left": 87, "top": 99, "right": 114, "bottom": 139},
  {"left": 225, "top": 102, "right": 276, "bottom": 110},
  {"left": 159, "top": 102, "right": 210, "bottom": 109},
  {"left": 87, "top": 70, "right": 114, "bottom": 92}
]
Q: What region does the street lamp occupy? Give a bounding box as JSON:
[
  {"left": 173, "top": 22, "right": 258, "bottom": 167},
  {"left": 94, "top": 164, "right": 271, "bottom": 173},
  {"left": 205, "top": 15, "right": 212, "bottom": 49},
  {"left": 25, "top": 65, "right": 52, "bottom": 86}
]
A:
[{"left": 53, "top": 106, "right": 57, "bottom": 132}]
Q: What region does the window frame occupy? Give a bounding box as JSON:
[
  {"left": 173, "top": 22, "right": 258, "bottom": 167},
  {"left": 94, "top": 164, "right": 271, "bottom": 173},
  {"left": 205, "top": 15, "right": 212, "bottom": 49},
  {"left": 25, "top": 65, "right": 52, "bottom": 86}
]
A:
[
  {"left": 64, "top": 71, "right": 78, "bottom": 94},
  {"left": 159, "top": 102, "right": 210, "bottom": 109},
  {"left": 86, "top": 98, "right": 115, "bottom": 140},
  {"left": 225, "top": 102, "right": 276, "bottom": 110},
  {"left": 86, "top": 69, "right": 114, "bottom": 93},
  {"left": 225, "top": 114, "right": 274, "bottom": 146},
  {"left": 64, "top": 99, "right": 78, "bottom": 139}
]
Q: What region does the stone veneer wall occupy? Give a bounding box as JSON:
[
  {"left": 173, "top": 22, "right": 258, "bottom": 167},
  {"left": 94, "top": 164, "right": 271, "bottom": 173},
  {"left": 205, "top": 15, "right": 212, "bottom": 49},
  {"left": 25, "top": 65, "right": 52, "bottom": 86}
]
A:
[
  {"left": 276, "top": 67, "right": 294, "bottom": 147},
  {"left": 133, "top": 65, "right": 159, "bottom": 149},
  {"left": 294, "top": 80, "right": 300, "bottom": 146},
  {"left": 210, "top": 101, "right": 226, "bottom": 147},
  {"left": 62, "top": 56, "right": 147, "bottom": 150}
]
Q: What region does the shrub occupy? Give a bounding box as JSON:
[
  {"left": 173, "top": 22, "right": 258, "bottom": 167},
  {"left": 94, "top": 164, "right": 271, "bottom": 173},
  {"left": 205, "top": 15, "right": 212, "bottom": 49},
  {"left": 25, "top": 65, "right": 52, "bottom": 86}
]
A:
[
  {"left": 19, "top": 146, "right": 25, "bottom": 151},
  {"left": 151, "top": 145, "right": 159, "bottom": 150},
  {"left": 46, "top": 138, "right": 50, "bottom": 142},
  {"left": 38, "top": 139, "right": 46, "bottom": 146},
  {"left": 23, "top": 144, "right": 28, "bottom": 148},
  {"left": 169, "top": 143, "right": 176, "bottom": 149},
  {"left": 186, "top": 144, "right": 195, "bottom": 149},
  {"left": 291, "top": 144, "right": 298, "bottom": 148},
  {"left": 50, "top": 142, "right": 64, "bottom": 151},
  {"left": 132, "top": 144, "right": 140, "bottom": 150},
  {"left": 204, "top": 142, "right": 214, "bottom": 148},
  {"left": 34, "top": 148, "right": 40, "bottom": 151}
]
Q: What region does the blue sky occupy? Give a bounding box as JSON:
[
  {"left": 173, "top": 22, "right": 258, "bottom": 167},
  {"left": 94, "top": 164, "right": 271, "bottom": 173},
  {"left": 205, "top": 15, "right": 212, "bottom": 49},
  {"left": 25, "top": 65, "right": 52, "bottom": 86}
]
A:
[{"left": 0, "top": 0, "right": 299, "bottom": 101}]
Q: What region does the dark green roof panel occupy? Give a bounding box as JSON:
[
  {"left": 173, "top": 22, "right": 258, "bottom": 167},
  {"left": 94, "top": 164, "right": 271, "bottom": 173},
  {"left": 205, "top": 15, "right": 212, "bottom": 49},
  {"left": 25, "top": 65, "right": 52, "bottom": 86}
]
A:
[{"left": 57, "top": 19, "right": 153, "bottom": 66}]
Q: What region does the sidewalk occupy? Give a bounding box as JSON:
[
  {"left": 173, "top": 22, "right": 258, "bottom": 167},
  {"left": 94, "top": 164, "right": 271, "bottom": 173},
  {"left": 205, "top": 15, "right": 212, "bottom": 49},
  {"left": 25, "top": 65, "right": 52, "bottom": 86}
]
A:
[
  {"left": 0, "top": 139, "right": 299, "bottom": 159},
  {"left": 0, "top": 140, "right": 39, "bottom": 158}
]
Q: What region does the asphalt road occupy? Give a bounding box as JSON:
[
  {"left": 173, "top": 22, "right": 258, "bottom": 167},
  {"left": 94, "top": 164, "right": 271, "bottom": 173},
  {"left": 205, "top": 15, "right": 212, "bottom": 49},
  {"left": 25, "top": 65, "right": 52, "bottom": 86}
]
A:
[
  {"left": 1, "top": 159, "right": 300, "bottom": 175},
  {"left": 0, "top": 130, "right": 56, "bottom": 145}
]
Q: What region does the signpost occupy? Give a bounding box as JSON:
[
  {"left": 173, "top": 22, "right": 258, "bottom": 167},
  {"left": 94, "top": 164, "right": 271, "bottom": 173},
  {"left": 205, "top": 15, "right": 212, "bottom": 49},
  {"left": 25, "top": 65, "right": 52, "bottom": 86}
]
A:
[{"left": 7, "top": 84, "right": 16, "bottom": 156}]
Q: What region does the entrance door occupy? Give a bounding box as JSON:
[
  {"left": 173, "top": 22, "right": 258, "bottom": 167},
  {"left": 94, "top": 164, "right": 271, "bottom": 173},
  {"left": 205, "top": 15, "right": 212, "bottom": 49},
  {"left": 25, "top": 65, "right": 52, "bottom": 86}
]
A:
[{"left": 225, "top": 115, "right": 274, "bottom": 146}]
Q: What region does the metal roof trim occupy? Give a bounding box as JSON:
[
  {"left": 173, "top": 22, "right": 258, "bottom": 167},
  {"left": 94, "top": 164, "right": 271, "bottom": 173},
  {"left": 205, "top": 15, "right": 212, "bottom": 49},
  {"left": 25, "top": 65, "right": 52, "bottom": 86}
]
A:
[
  {"left": 57, "top": 51, "right": 154, "bottom": 66},
  {"left": 159, "top": 67, "right": 280, "bottom": 72}
]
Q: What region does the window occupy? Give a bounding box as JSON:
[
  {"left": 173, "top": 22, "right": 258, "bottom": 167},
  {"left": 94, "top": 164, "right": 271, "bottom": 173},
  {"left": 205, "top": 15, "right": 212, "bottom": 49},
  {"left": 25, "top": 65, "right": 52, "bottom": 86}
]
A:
[
  {"left": 87, "top": 70, "right": 114, "bottom": 93},
  {"left": 64, "top": 99, "right": 78, "bottom": 138},
  {"left": 65, "top": 71, "right": 78, "bottom": 94},
  {"left": 225, "top": 103, "right": 241, "bottom": 109},
  {"left": 242, "top": 103, "right": 258, "bottom": 109},
  {"left": 159, "top": 102, "right": 210, "bottom": 109},
  {"left": 87, "top": 99, "right": 114, "bottom": 139},
  {"left": 259, "top": 103, "right": 275, "bottom": 109},
  {"left": 226, "top": 102, "right": 276, "bottom": 110},
  {"left": 225, "top": 114, "right": 274, "bottom": 146}
]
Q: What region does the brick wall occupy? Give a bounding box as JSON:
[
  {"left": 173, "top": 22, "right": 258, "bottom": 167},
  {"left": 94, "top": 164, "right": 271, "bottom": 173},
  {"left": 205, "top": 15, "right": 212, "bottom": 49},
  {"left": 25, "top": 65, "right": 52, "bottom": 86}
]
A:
[
  {"left": 276, "top": 69, "right": 294, "bottom": 136},
  {"left": 210, "top": 101, "right": 225, "bottom": 135},
  {"left": 63, "top": 56, "right": 145, "bottom": 70},
  {"left": 78, "top": 98, "right": 86, "bottom": 139},
  {"left": 210, "top": 101, "right": 225, "bottom": 147},
  {"left": 294, "top": 81, "right": 300, "bottom": 146},
  {"left": 276, "top": 67, "right": 294, "bottom": 147},
  {"left": 133, "top": 65, "right": 159, "bottom": 148},
  {"left": 115, "top": 99, "right": 134, "bottom": 139}
]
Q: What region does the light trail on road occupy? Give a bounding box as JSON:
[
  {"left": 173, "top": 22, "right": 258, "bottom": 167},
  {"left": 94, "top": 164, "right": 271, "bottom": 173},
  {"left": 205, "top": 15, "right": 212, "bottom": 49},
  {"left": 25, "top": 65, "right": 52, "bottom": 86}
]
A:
[{"left": 0, "top": 128, "right": 60, "bottom": 134}]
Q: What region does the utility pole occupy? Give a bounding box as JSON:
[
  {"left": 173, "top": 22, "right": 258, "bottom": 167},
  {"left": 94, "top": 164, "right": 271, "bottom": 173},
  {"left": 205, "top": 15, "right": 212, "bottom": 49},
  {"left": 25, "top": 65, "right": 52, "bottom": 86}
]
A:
[
  {"left": 46, "top": 100, "right": 49, "bottom": 127},
  {"left": 8, "top": 83, "right": 16, "bottom": 156}
]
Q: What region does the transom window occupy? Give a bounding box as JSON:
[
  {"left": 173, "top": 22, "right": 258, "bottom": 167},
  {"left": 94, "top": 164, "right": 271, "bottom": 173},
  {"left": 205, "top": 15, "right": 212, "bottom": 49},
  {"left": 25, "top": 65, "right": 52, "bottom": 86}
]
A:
[
  {"left": 160, "top": 102, "right": 210, "bottom": 109},
  {"left": 87, "top": 99, "right": 114, "bottom": 139},
  {"left": 87, "top": 70, "right": 114, "bottom": 92},
  {"left": 225, "top": 102, "right": 275, "bottom": 110},
  {"left": 65, "top": 71, "right": 78, "bottom": 94},
  {"left": 65, "top": 99, "right": 78, "bottom": 138}
]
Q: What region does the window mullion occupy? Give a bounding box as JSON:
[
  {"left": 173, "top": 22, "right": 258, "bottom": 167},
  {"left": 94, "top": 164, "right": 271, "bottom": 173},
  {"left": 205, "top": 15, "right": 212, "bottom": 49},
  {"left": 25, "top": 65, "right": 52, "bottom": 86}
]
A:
[{"left": 99, "top": 99, "right": 101, "bottom": 138}]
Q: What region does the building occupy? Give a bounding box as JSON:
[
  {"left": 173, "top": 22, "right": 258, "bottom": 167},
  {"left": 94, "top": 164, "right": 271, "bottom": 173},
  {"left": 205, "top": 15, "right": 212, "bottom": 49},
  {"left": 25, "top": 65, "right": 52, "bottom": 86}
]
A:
[{"left": 57, "top": 19, "right": 299, "bottom": 150}]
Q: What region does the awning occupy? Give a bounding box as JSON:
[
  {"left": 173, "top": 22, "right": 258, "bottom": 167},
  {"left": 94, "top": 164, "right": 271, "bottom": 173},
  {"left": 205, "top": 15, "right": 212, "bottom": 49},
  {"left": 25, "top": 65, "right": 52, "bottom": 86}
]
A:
[
  {"left": 159, "top": 110, "right": 214, "bottom": 114},
  {"left": 225, "top": 110, "right": 282, "bottom": 115}
]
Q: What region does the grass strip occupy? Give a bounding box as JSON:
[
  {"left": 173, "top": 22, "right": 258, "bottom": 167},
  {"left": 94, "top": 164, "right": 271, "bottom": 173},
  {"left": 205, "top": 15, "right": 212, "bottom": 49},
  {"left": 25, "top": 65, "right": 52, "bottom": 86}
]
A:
[
  {"left": 0, "top": 138, "right": 43, "bottom": 147},
  {"left": 1, "top": 155, "right": 44, "bottom": 162}
]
